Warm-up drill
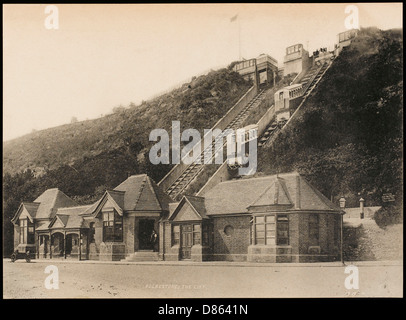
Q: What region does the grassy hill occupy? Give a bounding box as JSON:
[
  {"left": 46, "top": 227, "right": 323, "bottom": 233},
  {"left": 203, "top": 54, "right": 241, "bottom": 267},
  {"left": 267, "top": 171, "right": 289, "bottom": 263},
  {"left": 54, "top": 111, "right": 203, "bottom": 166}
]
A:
[
  {"left": 258, "top": 27, "right": 403, "bottom": 213},
  {"left": 344, "top": 219, "right": 402, "bottom": 261},
  {"left": 4, "top": 67, "right": 250, "bottom": 176},
  {"left": 2, "top": 66, "right": 251, "bottom": 255}
]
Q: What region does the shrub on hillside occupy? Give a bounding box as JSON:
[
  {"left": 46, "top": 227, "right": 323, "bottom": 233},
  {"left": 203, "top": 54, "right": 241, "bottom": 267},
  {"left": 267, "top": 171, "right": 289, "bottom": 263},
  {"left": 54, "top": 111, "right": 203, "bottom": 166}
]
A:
[{"left": 374, "top": 204, "right": 403, "bottom": 227}]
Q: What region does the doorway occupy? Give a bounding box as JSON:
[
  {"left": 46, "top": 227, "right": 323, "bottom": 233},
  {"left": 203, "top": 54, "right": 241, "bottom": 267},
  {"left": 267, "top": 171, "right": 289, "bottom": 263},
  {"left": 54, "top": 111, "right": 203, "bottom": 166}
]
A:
[
  {"left": 180, "top": 224, "right": 193, "bottom": 260},
  {"left": 139, "top": 219, "right": 155, "bottom": 250}
]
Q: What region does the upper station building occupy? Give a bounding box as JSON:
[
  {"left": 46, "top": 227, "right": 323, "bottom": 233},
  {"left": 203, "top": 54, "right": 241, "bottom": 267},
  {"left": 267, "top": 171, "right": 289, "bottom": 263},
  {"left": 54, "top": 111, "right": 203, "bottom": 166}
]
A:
[
  {"left": 283, "top": 44, "right": 311, "bottom": 77},
  {"left": 335, "top": 29, "right": 359, "bottom": 55},
  {"left": 233, "top": 54, "right": 279, "bottom": 88}
]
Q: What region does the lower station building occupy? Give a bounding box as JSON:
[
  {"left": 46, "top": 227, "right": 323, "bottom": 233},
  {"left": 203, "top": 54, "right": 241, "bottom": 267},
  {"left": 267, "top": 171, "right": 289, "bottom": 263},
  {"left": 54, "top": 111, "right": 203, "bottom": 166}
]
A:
[{"left": 12, "top": 172, "right": 344, "bottom": 263}]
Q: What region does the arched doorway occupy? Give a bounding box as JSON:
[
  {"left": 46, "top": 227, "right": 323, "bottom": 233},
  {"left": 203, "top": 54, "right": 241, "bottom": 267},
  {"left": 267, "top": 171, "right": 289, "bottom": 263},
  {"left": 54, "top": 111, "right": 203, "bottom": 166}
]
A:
[
  {"left": 51, "top": 232, "right": 64, "bottom": 257},
  {"left": 65, "top": 233, "right": 79, "bottom": 258}
]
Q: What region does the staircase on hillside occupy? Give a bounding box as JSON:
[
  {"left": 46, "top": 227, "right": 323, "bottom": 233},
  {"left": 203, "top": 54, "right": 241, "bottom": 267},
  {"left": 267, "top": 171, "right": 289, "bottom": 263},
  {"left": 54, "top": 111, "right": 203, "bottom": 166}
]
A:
[
  {"left": 123, "top": 251, "right": 159, "bottom": 262},
  {"left": 258, "top": 61, "right": 332, "bottom": 148},
  {"left": 165, "top": 90, "right": 266, "bottom": 200},
  {"left": 300, "top": 62, "right": 330, "bottom": 97}
]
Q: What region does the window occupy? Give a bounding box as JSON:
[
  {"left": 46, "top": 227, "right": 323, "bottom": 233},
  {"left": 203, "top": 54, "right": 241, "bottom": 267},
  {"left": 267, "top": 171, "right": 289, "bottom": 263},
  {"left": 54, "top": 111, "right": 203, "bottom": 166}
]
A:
[
  {"left": 19, "top": 219, "right": 27, "bottom": 244},
  {"left": 254, "top": 215, "right": 290, "bottom": 245},
  {"left": 19, "top": 219, "right": 35, "bottom": 244},
  {"left": 173, "top": 223, "right": 205, "bottom": 246},
  {"left": 309, "top": 214, "right": 319, "bottom": 246},
  {"left": 102, "top": 210, "right": 123, "bottom": 242},
  {"left": 224, "top": 225, "right": 234, "bottom": 236},
  {"left": 254, "top": 215, "right": 276, "bottom": 245},
  {"left": 277, "top": 215, "right": 289, "bottom": 245},
  {"left": 202, "top": 224, "right": 210, "bottom": 246},
  {"left": 193, "top": 224, "right": 201, "bottom": 245},
  {"left": 28, "top": 223, "right": 35, "bottom": 244},
  {"left": 172, "top": 225, "right": 180, "bottom": 246}
]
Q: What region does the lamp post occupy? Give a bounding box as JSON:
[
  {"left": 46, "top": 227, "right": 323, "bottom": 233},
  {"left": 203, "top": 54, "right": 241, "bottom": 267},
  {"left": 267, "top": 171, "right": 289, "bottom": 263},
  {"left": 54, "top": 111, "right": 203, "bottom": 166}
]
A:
[
  {"left": 359, "top": 197, "right": 365, "bottom": 219},
  {"left": 339, "top": 197, "right": 346, "bottom": 265}
]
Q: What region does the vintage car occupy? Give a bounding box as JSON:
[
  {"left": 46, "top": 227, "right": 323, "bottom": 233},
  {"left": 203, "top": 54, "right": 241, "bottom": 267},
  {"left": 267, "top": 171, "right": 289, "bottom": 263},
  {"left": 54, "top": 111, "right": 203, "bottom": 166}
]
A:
[{"left": 10, "top": 248, "right": 33, "bottom": 263}]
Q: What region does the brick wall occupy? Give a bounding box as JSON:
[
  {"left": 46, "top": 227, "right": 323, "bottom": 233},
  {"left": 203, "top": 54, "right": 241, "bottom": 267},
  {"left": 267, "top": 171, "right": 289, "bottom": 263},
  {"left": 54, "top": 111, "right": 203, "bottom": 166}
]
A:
[
  {"left": 162, "top": 221, "right": 180, "bottom": 261},
  {"left": 88, "top": 217, "right": 102, "bottom": 260},
  {"left": 298, "top": 213, "right": 340, "bottom": 262},
  {"left": 124, "top": 216, "right": 135, "bottom": 255},
  {"left": 212, "top": 215, "right": 250, "bottom": 261},
  {"left": 289, "top": 213, "right": 300, "bottom": 256},
  {"left": 13, "top": 225, "right": 20, "bottom": 250}
]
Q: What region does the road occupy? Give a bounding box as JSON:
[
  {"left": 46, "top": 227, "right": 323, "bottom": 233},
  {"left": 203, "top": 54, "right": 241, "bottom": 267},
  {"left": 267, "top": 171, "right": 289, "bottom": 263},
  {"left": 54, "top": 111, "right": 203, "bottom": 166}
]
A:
[{"left": 3, "top": 259, "right": 402, "bottom": 298}]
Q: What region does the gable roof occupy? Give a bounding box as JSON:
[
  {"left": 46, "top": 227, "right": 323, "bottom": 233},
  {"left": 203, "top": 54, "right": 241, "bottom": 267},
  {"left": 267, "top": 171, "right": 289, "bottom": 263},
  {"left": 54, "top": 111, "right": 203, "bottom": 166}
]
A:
[
  {"left": 203, "top": 172, "right": 341, "bottom": 215},
  {"left": 169, "top": 195, "right": 208, "bottom": 221},
  {"left": 79, "top": 175, "right": 172, "bottom": 217},
  {"left": 106, "top": 190, "right": 125, "bottom": 209},
  {"left": 48, "top": 205, "right": 92, "bottom": 230},
  {"left": 185, "top": 196, "right": 207, "bottom": 218},
  {"left": 33, "top": 188, "right": 78, "bottom": 220},
  {"left": 86, "top": 190, "right": 125, "bottom": 217},
  {"left": 11, "top": 202, "right": 40, "bottom": 224}
]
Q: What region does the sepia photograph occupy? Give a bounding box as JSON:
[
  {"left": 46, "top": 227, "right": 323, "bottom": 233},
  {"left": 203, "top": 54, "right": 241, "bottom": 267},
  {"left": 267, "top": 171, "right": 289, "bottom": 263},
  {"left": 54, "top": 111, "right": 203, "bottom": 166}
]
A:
[{"left": 2, "top": 3, "right": 403, "bottom": 305}]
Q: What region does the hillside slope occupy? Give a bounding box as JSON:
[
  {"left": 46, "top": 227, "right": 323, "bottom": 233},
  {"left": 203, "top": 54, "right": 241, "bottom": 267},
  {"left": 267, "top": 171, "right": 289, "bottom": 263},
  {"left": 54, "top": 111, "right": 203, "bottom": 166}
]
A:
[
  {"left": 258, "top": 27, "right": 403, "bottom": 209},
  {"left": 344, "top": 220, "right": 402, "bottom": 261},
  {"left": 2, "top": 67, "right": 251, "bottom": 256},
  {"left": 3, "top": 67, "right": 251, "bottom": 176}
]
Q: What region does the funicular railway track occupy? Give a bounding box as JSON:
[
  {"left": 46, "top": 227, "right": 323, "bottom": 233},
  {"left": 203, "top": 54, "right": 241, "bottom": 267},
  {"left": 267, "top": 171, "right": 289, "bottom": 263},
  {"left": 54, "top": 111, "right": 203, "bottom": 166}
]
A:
[
  {"left": 166, "top": 90, "right": 266, "bottom": 200},
  {"left": 258, "top": 61, "right": 332, "bottom": 148}
]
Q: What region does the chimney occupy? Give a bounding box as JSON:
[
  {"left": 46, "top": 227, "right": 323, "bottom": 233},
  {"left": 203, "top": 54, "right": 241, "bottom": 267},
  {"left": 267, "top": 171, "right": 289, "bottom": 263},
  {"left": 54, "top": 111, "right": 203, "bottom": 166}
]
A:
[
  {"left": 295, "top": 175, "right": 301, "bottom": 209},
  {"left": 359, "top": 198, "right": 365, "bottom": 219}
]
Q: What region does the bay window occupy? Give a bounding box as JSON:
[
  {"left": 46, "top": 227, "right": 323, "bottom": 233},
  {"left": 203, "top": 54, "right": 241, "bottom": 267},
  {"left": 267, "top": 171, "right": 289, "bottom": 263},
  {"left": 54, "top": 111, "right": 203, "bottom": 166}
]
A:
[
  {"left": 253, "top": 214, "right": 289, "bottom": 246},
  {"left": 102, "top": 210, "right": 123, "bottom": 242},
  {"left": 19, "top": 219, "right": 34, "bottom": 244},
  {"left": 19, "top": 219, "right": 27, "bottom": 244},
  {"left": 276, "top": 215, "right": 289, "bottom": 245}
]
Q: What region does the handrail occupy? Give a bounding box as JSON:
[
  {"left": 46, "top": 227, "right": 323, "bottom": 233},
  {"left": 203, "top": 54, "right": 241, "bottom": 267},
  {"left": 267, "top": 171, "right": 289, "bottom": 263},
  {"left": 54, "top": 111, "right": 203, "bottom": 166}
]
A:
[{"left": 158, "top": 86, "right": 258, "bottom": 190}]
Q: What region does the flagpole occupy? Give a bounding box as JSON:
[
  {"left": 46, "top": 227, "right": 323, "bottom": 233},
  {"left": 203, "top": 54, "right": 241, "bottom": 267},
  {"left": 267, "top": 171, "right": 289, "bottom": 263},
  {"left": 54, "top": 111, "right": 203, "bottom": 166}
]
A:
[{"left": 238, "top": 16, "right": 241, "bottom": 60}]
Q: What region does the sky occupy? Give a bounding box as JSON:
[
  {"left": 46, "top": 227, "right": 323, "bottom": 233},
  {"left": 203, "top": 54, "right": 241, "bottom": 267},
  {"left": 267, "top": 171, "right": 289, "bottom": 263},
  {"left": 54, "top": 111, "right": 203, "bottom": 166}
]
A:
[{"left": 3, "top": 3, "right": 403, "bottom": 141}]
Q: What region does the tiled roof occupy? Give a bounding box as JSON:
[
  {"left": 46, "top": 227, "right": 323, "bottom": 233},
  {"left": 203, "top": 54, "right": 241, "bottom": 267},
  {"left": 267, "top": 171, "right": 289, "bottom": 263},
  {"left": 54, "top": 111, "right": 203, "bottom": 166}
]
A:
[
  {"left": 168, "top": 195, "right": 208, "bottom": 221},
  {"left": 105, "top": 190, "right": 125, "bottom": 209},
  {"left": 80, "top": 198, "right": 102, "bottom": 216},
  {"left": 204, "top": 172, "right": 341, "bottom": 215},
  {"left": 34, "top": 188, "right": 78, "bottom": 219},
  {"left": 56, "top": 205, "right": 93, "bottom": 216},
  {"left": 22, "top": 202, "right": 41, "bottom": 218},
  {"left": 249, "top": 178, "right": 292, "bottom": 207},
  {"left": 114, "top": 174, "right": 171, "bottom": 211},
  {"left": 35, "top": 221, "right": 50, "bottom": 231},
  {"left": 185, "top": 196, "right": 208, "bottom": 219},
  {"left": 48, "top": 205, "right": 92, "bottom": 230},
  {"left": 11, "top": 202, "right": 41, "bottom": 223}
]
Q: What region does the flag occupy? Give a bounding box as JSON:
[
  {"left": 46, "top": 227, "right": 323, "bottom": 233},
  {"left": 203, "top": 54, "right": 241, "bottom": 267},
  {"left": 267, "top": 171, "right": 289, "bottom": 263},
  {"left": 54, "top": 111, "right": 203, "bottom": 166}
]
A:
[{"left": 230, "top": 14, "right": 238, "bottom": 22}]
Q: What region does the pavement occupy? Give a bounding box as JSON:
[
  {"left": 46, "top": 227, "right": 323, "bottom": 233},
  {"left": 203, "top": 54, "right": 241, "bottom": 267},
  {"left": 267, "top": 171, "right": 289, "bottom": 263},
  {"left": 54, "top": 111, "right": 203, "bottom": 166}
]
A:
[
  {"left": 8, "top": 257, "right": 403, "bottom": 267},
  {"left": 3, "top": 258, "right": 403, "bottom": 298}
]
